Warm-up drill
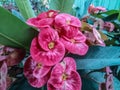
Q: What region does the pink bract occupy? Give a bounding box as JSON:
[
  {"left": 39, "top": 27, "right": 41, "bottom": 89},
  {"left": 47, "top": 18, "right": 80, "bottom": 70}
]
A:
[
  {"left": 104, "top": 22, "right": 114, "bottom": 32},
  {"left": 26, "top": 10, "right": 59, "bottom": 29},
  {"left": 0, "top": 62, "right": 7, "bottom": 90},
  {"left": 26, "top": 18, "right": 53, "bottom": 28},
  {"left": 60, "top": 31, "right": 88, "bottom": 55},
  {"left": 30, "top": 37, "right": 65, "bottom": 66},
  {"left": 24, "top": 57, "right": 51, "bottom": 88},
  {"left": 37, "top": 10, "right": 59, "bottom": 19},
  {"left": 0, "top": 46, "right": 25, "bottom": 66},
  {"left": 38, "top": 27, "right": 59, "bottom": 51},
  {"left": 96, "top": 6, "right": 106, "bottom": 12},
  {"left": 88, "top": 4, "right": 106, "bottom": 14},
  {"left": 93, "top": 28, "right": 106, "bottom": 46},
  {"left": 54, "top": 13, "right": 81, "bottom": 29},
  {"left": 84, "top": 28, "right": 105, "bottom": 46},
  {"left": 47, "top": 57, "right": 82, "bottom": 90}
]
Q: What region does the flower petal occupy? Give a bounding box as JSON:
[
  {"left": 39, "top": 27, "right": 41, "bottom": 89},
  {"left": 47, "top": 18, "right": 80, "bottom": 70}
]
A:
[
  {"left": 60, "top": 31, "right": 88, "bottom": 55},
  {"left": 38, "top": 27, "right": 59, "bottom": 51},
  {"left": 27, "top": 18, "right": 53, "bottom": 28},
  {"left": 62, "top": 57, "right": 76, "bottom": 74},
  {"left": 0, "top": 62, "right": 7, "bottom": 90},
  {"left": 31, "top": 37, "right": 65, "bottom": 66},
  {"left": 62, "top": 71, "right": 82, "bottom": 90},
  {"left": 24, "top": 56, "right": 51, "bottom": 78},
  {"left": 61, "top": 37, "right": 88, "bottom": 55},
  {"left": 93, "top": 28, "right": 105, "bottom": 46},
  {"left": 55, "top": 13, "right": 81, "bottom": 28},
  {"left": 48, "top": 63, "right": 64, "bottom": 88},
  {"left": 48, "top": 71, "right": 82, "bottom": 90},
  {"left": 24, "top": 57, "right": 51, "bottom": 88}
]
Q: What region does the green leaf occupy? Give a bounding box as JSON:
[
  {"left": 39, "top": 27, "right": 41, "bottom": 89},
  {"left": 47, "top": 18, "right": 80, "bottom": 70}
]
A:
[
  {"left": 92, "top": 10, "right": 119, "bottom": 20},
  {"left": 68, "top": 46, "right": 120, "bottom": 69},
  {"left": 0, "top": 7, "right": 38, "bottom": 50},
  {"left": 15, "top": 0, "right": 36, "bottom": 20},
  {"left": 118, "top": 10, "right": 120, "bottom": 21},
  {"left": 49, "top": 0, "right": 74, "bottom": 14},
  {"left": 103, "top": 13, "right": 119, "bottom": 21}
]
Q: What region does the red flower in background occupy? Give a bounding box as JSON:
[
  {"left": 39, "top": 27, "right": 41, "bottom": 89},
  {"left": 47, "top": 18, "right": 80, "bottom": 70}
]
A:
[
  {"left": 84, "top": 28, "right": 105, "bottom": 46},
  {"left": 0, "top": 62, "right": 7, "bottom": 90},
  {"left": 0, "top": 46, "right": 26, "bottom": 66},
  {"left": 88, "top": 4, "right": 106, "bottom": 14},
  {"left": 104, "top": 22, "right": 115, "bottom": 32},
  {"left": 24, "top": 57, "right": 51, "bottom": 88},
  {"left": 47, "top": 57, "right": 82, "bottom": 90}
]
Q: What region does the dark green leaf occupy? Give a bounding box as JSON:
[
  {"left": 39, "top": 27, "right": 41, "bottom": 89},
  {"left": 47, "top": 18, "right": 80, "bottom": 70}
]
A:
[
  {"left": 81, "top": 77, "right": 99, "bottom": 90},
  {"left": 9, "top": 77, "right": 45, "bottom": 90},
  {"left": 49, "top": 0, "right": 74, "bottom": 14},
  {"left": 0, "top": 7, "right": 38, "bottom": 50},
  {"left": 100, "top": 10, "right": 119, "bottom": 16},
  {"left": 68, "top": 46, "right": 120, "bottom": 69},
  {"left": 118, "top": 11, "right": 120, "bottom": 21},
  {"left": 103, "top": 13, "right": 119, "bottom": 21},
  {"left": 92, "top": 10, "right": 119, "bottom": 20}
]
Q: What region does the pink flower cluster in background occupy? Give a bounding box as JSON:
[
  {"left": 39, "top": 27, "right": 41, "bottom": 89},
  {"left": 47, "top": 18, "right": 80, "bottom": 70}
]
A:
[
  {"left": 24, "top": 10, "right": 89, "bottom": 90},
  {"left": 88, "top": 4, "right": 106, "bottom": 14},
  {"left": 0, "top": 46, "right": 25, "bottom": 90}
]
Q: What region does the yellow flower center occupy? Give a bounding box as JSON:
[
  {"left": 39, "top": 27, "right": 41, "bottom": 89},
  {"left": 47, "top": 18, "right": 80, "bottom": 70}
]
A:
[
  {"left": 66, "top": 20, "right": 70, "bottom": 24},
  {"left": 48, "top": 12, "right": 54, "bottom": 17},
  {"left": 70, "top": 39, "right": 75, "bottom": 43},
  {"left": 48, "top": 42, "right": 55, "bottom": 49},
  {"left": 37, "top": 63, "right": 42, "bottom": 69},
  {"left": 62, "top": 73, "right": 68, "bottom": 80}
]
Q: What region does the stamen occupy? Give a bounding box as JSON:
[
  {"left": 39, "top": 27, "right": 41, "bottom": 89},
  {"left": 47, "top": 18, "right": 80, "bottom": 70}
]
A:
[
  {"left": 70, "top": 39, "right": 75, "bottom": 43},
  {"left": 48, "top": 42, "right": 55, "bottom": 49},
  {"left": 48, "top": 12, "right": 54, "bottom": 17},
  {"left": 62, "top": 73, "right": 68, "bottom": 80},
  {"left": 37, "top": 63, "right": 42, "bottom": 69},
  {"left": 66, "top": 20, "right": 70, "bottom": 24}
]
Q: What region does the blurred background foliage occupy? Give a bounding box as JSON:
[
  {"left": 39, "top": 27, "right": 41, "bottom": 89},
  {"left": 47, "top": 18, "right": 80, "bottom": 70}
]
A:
[{"left": 0, "top": 0, "right": 120, "bottom": 90}]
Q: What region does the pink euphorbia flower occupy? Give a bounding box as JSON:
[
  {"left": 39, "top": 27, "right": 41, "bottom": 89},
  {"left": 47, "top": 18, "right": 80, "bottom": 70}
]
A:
[
  {"left": 88, "top": 4, "right": 106, "bottom": 14},
  {"left": 0, "top": 62, "right": 7, "bottom": 90},
  {"left": 0, "top": 46, "right": 14, "bottom": 61},
  {"left": 24, "top": 56, "right": 51, "bottom": 88},
  {"left": 47, "top": 57, "right": 82, "bottom": 90},
  {"left": 60, "top": 31, "right": 88, "bottom": 55},
  {"left": 54, "top": 13, "right": 81, "bottom": 36},
  {"left": 26, "top": 10, "right": 59, "bottom": 29},
  {"left": 93, "top": 28, "right": 105, "bottom": 46},
  {"left": 104, "top": 22, "right": 114, "bottom": 32},
  {"left": 93, "top": 19, "right": 104, "bottom": 31},
  {"left": 55, "top": 13, "right": 81, "bottom": 28},
  {"left": 0, "top": 46, "right": 26, "bottom": 66},
  {"left": 30, "top": 27, "right": 65, "bottom": 66},
  {"left": 84, "top": 28, "right": 105, "bottom": 46}
]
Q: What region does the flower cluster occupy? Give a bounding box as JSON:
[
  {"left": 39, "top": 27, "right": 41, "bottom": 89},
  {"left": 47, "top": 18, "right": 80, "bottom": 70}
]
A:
[
  {"left": 0, "top": 46, "right": 25, "bottom": 90},
  {"left": 24, "top": 10, "right": 89, "bottom": 90},
  {"left": 88, "top": 4, "right": 106, "bottom": 14}
]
